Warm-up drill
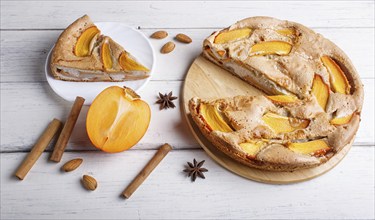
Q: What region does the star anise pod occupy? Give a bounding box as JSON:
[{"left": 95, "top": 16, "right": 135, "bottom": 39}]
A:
[
  {"left": 183, "top": 159, "right": 208, "bottom": 182},
  {"left": 156, "top": 91, "right": 178, "bottom": 110}
]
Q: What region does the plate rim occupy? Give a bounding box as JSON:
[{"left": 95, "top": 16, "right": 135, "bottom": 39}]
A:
[{"left": 45, "top": 21, "right": 155, "bottom": 104}]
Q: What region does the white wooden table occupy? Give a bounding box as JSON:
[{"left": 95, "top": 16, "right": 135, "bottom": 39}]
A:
[{"left": 1, "top": 1, "right": 374, "bottom": 219}]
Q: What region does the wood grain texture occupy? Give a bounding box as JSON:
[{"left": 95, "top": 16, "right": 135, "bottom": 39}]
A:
[
  {"left": 182, "top": 55, "right": 356, "bottom": 183},
  {"left": 0, "top": 81, "right": 198, "bottom": 152},
  {"left": 1, "top": 80, "right": 373, "bottom": 152},
  {"left": 1, "top": 148, "right": 374, "bottom": 219},
  {"left": 1, "top": 1, "right": 374, "bottom": 29},
  {"left": 1, "top": 28, "right": 374, "bottom": 82},
  {"left": 1, "top": 1, "right": 374, "bottom": 219}
]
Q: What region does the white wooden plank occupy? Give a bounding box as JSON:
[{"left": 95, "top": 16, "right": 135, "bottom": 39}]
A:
[
  {"left": 1, "top": 28, "right": 374, "bottom": 83},
  {"left": 1, "top": 1, "right": 373, "bottom": 219},
  {"left": 1, "top": 80, "right": 374, "bottom": 151},
  {"left": 1, "top": 147, "right": 374, "bottom": 219},
  {"left": 0, "top": 81, "right": 198, "bottom": 151},
  {"left": 1, "top": 1, "right": 374, "bottom": 29},
  {"left": 0, "top": 29, "right": 207, "bottom": 82}
]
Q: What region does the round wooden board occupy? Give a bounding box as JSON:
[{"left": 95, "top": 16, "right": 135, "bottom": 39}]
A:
[{"left": 182, "top": 55, "right": 354, "bottom": 184}]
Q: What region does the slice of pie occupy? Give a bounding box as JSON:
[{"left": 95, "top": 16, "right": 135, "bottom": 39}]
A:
[
  {"left": 189, "top": 95, "right": 360, "bottom": 171},
  {"left": 50, "top": 15, "right": 150, "bottom": 82},
  {"left": 189, "top": 16, "right": 364, "bottom": 171}
]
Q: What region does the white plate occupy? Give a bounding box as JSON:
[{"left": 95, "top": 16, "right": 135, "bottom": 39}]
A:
[{"left": 45, "top": 22, "right": 155, "bottom": 104}]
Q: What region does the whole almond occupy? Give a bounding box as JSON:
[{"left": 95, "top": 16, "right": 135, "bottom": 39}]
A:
[
  {"left": 82, "top": 175, "right": 97, "bottom": 191},
  {"left": 175, "top": 33, "right": 192, "bottom": 43},
  {"left": 161, "top": 41, "right": 175, "bottom": 54},
  {"left": 61, "top": 158, "right": 83, "bottom": 172},
  {"left": 150, "top": 31, "right": 168, "bottom": 39}
]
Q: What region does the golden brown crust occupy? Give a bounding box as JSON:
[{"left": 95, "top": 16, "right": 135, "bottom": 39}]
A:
[
  {"left": 203, "top": 16, "right": 363, "bottom": 105},
  {"left": 50, "top": 15, "right": 150, "bottom": 82},
  {"left": 51, "top": 15, "right": 101, "bottom": 71},
  {"left": 193, "top": 16, "right": 363, "bottom": 171},
  {"left": 189, "top": 97, "right": 328, "bottom": 171}
]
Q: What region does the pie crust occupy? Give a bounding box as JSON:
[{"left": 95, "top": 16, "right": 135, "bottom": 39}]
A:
[
  {"left": 50, "top": 15, "right": 150, "bottom": 82},
  {"left": 189, "top": 16, "right": 364, "bottom": 171}
]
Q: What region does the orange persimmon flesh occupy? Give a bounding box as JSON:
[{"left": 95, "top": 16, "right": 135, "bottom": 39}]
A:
[
  {"left": 312, "top": 74, "right": 330, "bottom": 111},
  {"left": 214, "top": 28, "right": 252, "bottom": 44},
  {"left": 276, "top": 28, "right": 296, "bottom": 37},
  {"left": 74, "top": 26, "right": 100, "bottom": 57},
  {"left": 249, "top": 41, "right": 292, "bottom": 56},
  {"left": 267, "top": 95, "right": 298, "bottom": 104},
  {"left": 199, "top": 103, "right": 233, "bottom": 132},
  {"left": 288, "top": 140, "right": 330, "bottom": 156},
  {"left": 262, "top": 112, "right": 309, "bottom": 134},
  {"left": 101, "top": 42, "right": 113, "bottom": 70},
  {"left": 330, "top": 113, "right": 354, "bottom": 125},
  {"left": 321, "top": 56, "right": 351, "bottom": 94},
  {"left": 239, "top": 141, "right": 265, "bottom": 157},
  {"left": 119, "top": 52, "right": 149, "bottom": 72},
  {"left": 86, "top": 86, "right": 151, "bottom": 153}
]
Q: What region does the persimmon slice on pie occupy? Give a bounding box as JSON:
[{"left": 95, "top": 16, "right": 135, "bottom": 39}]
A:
[
  {"left": 50, "top": 15, "right": 150, "bottom": 82},
  {"left": 189, "top": 16, "right": 364, "bottom": 171}
]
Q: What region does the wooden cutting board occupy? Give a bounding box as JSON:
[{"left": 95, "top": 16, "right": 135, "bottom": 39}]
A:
[{"left": 182, "top": 55, "right": 354, "bottom": 184}]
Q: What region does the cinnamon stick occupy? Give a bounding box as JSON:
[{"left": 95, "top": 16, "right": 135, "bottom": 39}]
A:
[
  {"left": 122, "top": 143, "right": 172, "bottom": 199},
  {"left": 15, "top": 118, "right": 63, "bottom": 180},
  {"left": 50, "top": 96, "right": 85, "bottom": 162}
]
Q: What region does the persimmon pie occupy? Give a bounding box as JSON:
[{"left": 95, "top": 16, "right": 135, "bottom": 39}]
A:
[
  {"left": 189, "top": 16, "right": 364, "bottom": 171},
  {"left": 50, "top": 15, "right": 150, "bottom": 82}
]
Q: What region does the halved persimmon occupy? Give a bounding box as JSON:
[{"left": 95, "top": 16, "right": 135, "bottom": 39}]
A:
[{"left": 86, "top": 86, "right": 151, "bottom": 153}]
